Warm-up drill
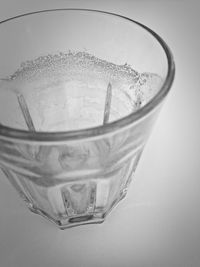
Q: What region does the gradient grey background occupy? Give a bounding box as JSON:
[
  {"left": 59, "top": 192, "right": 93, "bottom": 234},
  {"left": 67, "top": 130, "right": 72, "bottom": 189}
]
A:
[{"left": 0, "top": 0, "right": 199, "bottom": 266}]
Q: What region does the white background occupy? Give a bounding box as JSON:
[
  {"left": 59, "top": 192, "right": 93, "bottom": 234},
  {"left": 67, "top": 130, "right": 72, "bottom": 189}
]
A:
[{"left": 0, "top": 1, "right": 199, "bottom": 266}]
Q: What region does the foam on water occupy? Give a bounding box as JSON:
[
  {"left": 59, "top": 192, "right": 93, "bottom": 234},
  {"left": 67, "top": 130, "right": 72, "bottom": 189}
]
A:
[{"left": 0, "top": 51, "right": 163, "bottom": 131}]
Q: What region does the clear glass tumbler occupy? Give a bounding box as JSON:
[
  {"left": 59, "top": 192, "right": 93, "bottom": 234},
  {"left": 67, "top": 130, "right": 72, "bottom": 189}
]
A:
[{"left": 0, "top": 9, "right": 175, "bottom": 229}]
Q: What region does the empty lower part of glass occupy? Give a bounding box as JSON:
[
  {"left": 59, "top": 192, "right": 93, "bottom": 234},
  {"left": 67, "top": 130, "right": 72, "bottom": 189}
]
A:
[{"left": 1, "top": 141, "right": 143, "bottom": 229}]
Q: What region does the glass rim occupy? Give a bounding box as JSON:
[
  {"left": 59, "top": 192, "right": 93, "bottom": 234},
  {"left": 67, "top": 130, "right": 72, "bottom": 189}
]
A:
[{"left": 0, "top": 8, "right": 175, "bottom": 142}]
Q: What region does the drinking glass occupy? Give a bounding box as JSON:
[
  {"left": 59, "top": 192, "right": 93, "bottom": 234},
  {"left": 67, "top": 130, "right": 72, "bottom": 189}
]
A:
[{"left": 0, "top": 9, "right": 175, "bottom": 229}]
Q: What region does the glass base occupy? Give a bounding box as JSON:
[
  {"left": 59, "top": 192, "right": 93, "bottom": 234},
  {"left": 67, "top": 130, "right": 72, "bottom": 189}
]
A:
[{"left": 27, "top": 192, "right": 127, "bottom": 229}]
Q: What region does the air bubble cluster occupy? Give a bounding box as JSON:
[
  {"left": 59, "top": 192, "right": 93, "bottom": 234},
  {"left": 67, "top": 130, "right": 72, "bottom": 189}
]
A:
[
  {"left": 9, "top": 51, "right": 139, "bottom": 83},
  {"left": 7, "top": 51, "right": 162, "bottom": 110}
]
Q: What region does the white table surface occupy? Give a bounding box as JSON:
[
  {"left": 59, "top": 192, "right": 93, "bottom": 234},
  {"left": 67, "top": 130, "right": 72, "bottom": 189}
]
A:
[{"left": 0, "top": 1, "right": 199, "bottom": 266}]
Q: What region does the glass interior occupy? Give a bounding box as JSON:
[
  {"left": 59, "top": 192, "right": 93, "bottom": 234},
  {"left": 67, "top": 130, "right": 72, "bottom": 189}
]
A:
[{"left": 0, "top": 10, "right": 168, "bottom": 132}]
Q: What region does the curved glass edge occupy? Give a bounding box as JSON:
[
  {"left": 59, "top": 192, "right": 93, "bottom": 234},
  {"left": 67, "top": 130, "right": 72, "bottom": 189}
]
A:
[{"left": 0, "top": 8, "right": 175, "bottom": 142}]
